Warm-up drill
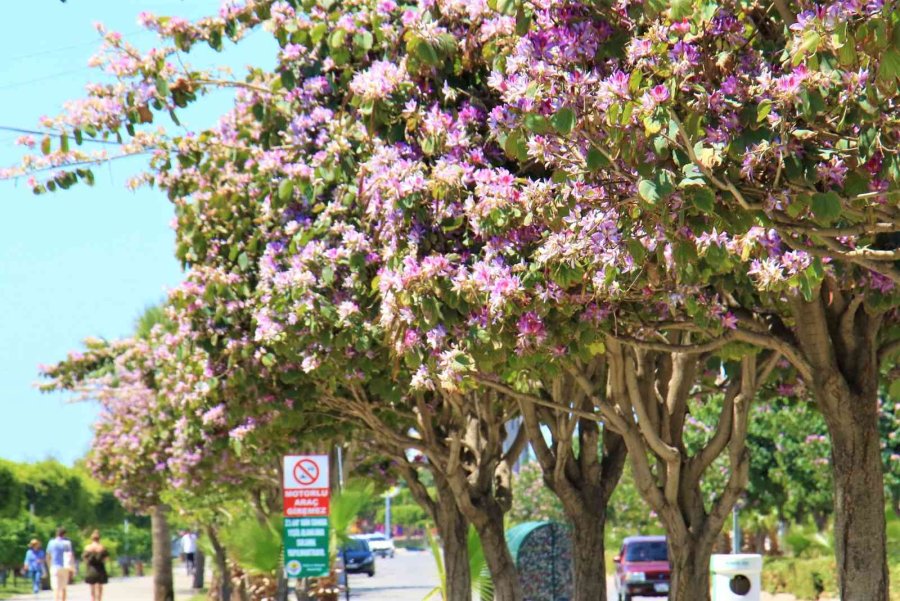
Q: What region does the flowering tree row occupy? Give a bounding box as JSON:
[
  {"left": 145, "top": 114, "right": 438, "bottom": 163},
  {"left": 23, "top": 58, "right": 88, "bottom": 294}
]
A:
[{"left": 9, "top": 0, "right": 899, "bottom": 600}]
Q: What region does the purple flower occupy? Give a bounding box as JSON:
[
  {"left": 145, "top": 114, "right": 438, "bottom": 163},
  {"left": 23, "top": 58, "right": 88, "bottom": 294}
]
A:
[
  {"left": 816, "top": 156, "right": 848, "bottom": 187},
  {"left": 517, "top": 311, "right": 546, "bottom": 340},
  {"left": 649, "top": 85, "right": 669, "bottom": 103}
]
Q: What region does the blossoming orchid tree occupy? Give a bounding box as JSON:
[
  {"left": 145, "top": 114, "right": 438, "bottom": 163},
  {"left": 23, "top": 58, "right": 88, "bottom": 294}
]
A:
[
  {"left": 7, "top": 0, "right": 900, "bottom": 599},
  {"left": 472, "top": 0, "right": 899, "bottom": 598}
]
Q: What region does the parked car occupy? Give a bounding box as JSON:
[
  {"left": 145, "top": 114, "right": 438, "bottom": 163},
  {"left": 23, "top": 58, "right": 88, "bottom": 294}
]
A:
[
  {"left": 360, "top": 533, "right": 395, "bottom": 558},
  {"left": 341, "top": 537, "right": 375, "bottom": 577},
  {"left": 613, "top": 535, "right": 670, "bottom": 601}
]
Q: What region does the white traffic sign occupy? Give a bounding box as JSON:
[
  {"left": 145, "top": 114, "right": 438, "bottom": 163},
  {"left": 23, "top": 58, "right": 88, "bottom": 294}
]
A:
[{"left": 283, "top": 455, "right": 329, "bottom": 489}]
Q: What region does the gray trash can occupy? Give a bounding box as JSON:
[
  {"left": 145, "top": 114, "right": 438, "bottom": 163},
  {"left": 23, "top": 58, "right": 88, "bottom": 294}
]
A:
[{"left": 710, "top": 554, "right": 762, "bottom": 600}]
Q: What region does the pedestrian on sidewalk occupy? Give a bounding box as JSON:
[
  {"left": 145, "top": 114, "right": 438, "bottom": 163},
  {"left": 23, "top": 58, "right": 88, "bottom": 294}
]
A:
[
  {"left": 82, "top": 530, "right": 109, "bottom": 601},
  {"left": 46, "top": 527, "right": 74, "bottom": 601},
  {"left": 180, "top": 530, "right": 197, "bottom": 576},
  {"left": 23, "top": 539, "right": 45, "bottom": 594}
]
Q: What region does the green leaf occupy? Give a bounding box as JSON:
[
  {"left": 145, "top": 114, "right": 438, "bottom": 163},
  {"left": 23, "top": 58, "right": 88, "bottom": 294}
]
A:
[
  {"left": 515, "top": 7, "right": 531, "bottom": 35},
  {"left": 252, "top": 103, "right": 265, "bottom": 121},
  {"left": 278, "top": 179, "right": 294, "bottom": 202},
  {"left": 416, "top": 41, "right": 440, "bottom": 66},
  {"left": 329, "top": 29, "right": 346, "bottom": 50},
  {"left": 550, "top": 107, "right": 576, "bottom": 135},
  {"left": 810, "top": 191, "right": 842, "bottom": 225},
  {"left": 504, "top": 130, "right": 528, "bottom": 161},
  {"left": 756, "top": 99, "right": 772, "bottom": 123},
  {"left": 690, "top": 187, "right": 716, "bottom": 213},
  {"left": 643, "top": 115, "right": 664, "bottom": 135},
  {"left": 877, "top": 48, "right": 900, "bottom": 83},
  {"left": 523, "top": 113, "right": 552, "bottom": 134},
  {"left": 586, "top": 147, "right": 608, "bottom": 171},
  {"left": 41, "top": 136, "right": 51, "bottom": 155},
  {"left": 237, "top": 252, "right": 250, "bottom": 270},
  {"left": 73, "top": 128, "right": 83, "bottom": 145},
  {"left": 60, "top": 133, "right": 69, "bottom": 154},
  {"left": 355, "top": 30, "right": 373, "bottom": 50},
  {"left": 280, "top": 69, "right": 296, "bottom": 90},
  {"left": 310, "top": 23, "right": 328, "bottom": 44},
  {"left": 490, "top": 0, "right": 518, "bottom": 15},
  {"left": 587, "top": 341, "right": 606, "bottom": 356},
  {"left": 793, "top": 31, "right": 821, "bottom": 65},
  {"left": 799, "top": 273, "right": 815, "bottom": 302},
  {"left": 638, "top": 179, "right": 661, "bottom": 203},
  {"left": 628, "top": 70, "right": 643, "bottom": 94},
  {"left": 836, "top": 33, "right": 858, "bottom": 65},
  {"left": 155, "top": 76, "right": 169, "bottom": 97},
  {"left": 670, "top": 0, "right": 692, "bottom": 20}
]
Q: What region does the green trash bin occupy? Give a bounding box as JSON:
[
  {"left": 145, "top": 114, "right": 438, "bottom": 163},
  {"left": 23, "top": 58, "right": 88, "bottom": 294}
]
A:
[{"left": 506, "top": 521, "right": 573, "bottom": 601}]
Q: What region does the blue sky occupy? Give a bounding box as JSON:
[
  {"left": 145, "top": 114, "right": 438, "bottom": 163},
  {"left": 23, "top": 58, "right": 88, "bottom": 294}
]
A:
[{"left": 0, "top": 1, "right": 273, "bottom": 464}]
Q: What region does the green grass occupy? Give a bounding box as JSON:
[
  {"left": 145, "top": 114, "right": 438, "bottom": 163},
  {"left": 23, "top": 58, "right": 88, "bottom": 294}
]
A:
[
  {"left": 182, "top": 593, "right": 206, "bottom": 601},
  {"left": 0, "top": 580, "right": 38, "bottom": 599},
  {"left": 762, "top": 556, "right": 836, "bottom": 599}
]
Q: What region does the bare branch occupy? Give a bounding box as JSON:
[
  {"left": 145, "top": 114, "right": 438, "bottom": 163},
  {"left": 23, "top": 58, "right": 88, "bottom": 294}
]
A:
[
  {"left": 774, "top": 220, "right": 899, "bottom": 237},
  {"left": 733, "top": 328, "right": 814, "bottom": 382},
  {"left": 476, "top": 375, "right": 603, "bottom": 421},
  {"left": 817, "top": 237, "right": 900, "bottom": 285},
  {"left": 839, "top": 295, "right": 864, "bottom": 355},
  {"left": 612, "top": 331, "right": 738, "bottom": 355},
  {"left": 623, "top": 354, "right": 681, "bottom": 505},
  {"left": 502, "top": 423, "right": 528, "bottom": 465}
]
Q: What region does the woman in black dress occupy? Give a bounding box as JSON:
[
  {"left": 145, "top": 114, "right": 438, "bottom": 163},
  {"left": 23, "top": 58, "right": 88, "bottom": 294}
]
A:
[{"left": 82, "top": 530, "right": 109, "bottom": 601}]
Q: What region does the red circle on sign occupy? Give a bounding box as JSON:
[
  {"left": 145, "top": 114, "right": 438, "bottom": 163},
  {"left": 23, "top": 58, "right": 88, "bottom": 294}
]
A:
[{"left": 293, "top": 459, "right": 320, "bottom": 485}]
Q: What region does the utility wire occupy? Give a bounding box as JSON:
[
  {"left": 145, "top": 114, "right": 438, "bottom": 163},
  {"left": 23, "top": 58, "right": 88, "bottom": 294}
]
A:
[
  {"left": 0, "top": 126, "right": 124, "bottom": 146},
  {"left": 0, "top": 66, "right": 95, "bottom": 92},
  {"left": 4, "top": 28, "right": 151, "bottom": 62}
]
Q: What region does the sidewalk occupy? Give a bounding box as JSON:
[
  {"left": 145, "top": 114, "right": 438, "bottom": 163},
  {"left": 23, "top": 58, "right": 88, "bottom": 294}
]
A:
[{"left": 8, "top": 571, "right": 197, "bottom": 601}]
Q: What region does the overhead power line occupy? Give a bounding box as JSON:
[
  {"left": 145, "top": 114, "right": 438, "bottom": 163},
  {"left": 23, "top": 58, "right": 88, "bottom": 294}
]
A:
[{"left": 0, "top": 126, "right": 124, "bottom": 146}]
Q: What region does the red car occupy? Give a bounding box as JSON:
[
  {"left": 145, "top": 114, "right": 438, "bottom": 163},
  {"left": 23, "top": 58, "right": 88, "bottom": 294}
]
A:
[{"left": 614, "top": 535, "right": 670, "bottom": 601}]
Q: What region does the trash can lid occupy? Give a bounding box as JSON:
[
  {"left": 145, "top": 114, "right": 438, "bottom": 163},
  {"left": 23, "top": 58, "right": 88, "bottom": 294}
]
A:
[{"left": 710, "top": 553, "right": 763, "bottom": 574}]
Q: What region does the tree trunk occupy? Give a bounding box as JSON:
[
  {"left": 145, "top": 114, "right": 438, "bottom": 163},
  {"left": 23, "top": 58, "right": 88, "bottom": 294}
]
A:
[
  {"left": 207, "top": 525, "right": 231, "bottom": 601},
  {"left": 402, "top": 462, "right": 472, "bottom": 601},
  {"left": 570, "top": 513, "right": 608, "bottom": 601},
  {"left": 790, "top": 288, "right": 889, "bottom": 599},
  {"left": 435, "top": 481, "right": 472, "bottom": 601},
  {"left": 473, "top": 511, "right": 521, "bottom": 601},
  {"left": 150, "top": 505, "right": 174, "bottom": 601},
  {"left": 192, "top": 547, "right": 205, "bottom": 589},
  {"left": 668, "top": 540, "right": 712, "bottom": 601},
  {"left": 829, "top": 395, "right": 889, "bottom": 601}
]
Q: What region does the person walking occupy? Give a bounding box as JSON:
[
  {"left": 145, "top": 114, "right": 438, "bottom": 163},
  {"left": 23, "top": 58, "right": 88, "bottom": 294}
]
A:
[
  {"left": 46, "top": 528, "right": 74, "bottom": 601},
  {"left": 82, "top": 530, "right": 109, "bottom": 601},
  {"left": 180, "top": 530, "right": 197, "bottom": 576},
  {"left": 23, "top": 539, "right": 45, "bottom": 594}
]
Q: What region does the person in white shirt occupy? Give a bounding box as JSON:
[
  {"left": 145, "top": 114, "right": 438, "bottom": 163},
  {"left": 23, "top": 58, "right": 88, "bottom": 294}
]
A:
[
  {"left": 46, "top": 528, "right": 74, "bottom": 601},
  {"left": 180, "top": 531, "right": 198, "bottom": 576}
]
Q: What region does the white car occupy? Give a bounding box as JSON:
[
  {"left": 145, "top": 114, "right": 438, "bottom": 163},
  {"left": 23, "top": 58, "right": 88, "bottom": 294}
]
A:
[{"left": 357, "top": 533, "right": 395, "bottom": 558}]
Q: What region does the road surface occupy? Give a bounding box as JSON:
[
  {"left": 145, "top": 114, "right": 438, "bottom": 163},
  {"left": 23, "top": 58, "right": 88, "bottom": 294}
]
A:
[{"left": 345, "top": 548, "right": 438, "bottom": 600}]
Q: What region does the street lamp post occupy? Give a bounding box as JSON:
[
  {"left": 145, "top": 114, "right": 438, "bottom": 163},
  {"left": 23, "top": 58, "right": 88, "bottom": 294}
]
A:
[{"left": 382, "top": 487, "right": 399, "bottom": 539}]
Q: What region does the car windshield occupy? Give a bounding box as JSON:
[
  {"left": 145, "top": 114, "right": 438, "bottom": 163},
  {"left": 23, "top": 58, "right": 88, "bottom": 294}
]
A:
[
  {"left": 369, "top": 534, "right": 385, "bottom": 541},
  {"left": 342, "top": 539, "right": 369, "bottom": 553},
  {"left": 625, "top": 541, "right": 668, "bottom": 562}
]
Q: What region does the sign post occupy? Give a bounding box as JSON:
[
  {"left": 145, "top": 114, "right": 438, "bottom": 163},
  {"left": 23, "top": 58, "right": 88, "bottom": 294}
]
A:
[{"left": 282, "top": 455, "right": 331, "bottom": 579}]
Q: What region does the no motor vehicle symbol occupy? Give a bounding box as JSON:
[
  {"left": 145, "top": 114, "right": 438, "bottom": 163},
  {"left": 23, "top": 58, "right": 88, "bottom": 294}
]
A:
[{"left": 293, "top": 458, "right": 320, "bottom": 486}]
